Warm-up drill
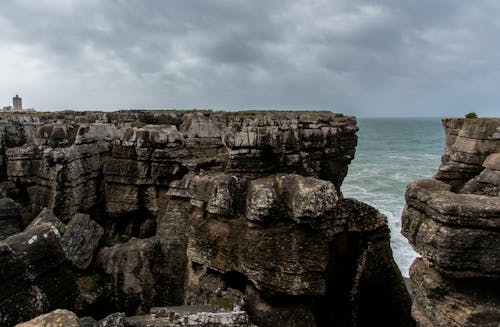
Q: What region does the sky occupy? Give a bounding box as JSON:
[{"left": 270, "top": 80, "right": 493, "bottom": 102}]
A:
[{"left": 1, "top": 0, "right": 499, "bottom": 117}]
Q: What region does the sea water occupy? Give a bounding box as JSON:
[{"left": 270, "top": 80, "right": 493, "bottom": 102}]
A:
[{"left": 341, "top": 118, "right": 445, "bottom": 277}]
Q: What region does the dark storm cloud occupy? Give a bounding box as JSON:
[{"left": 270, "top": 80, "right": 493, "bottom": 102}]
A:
[{"left": 1, "top": 0, "right": 499, "bottom": 116}]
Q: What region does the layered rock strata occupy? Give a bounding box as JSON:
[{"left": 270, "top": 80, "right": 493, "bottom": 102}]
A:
[
  {"left": 402, "top": 118, "right": 500, "bottom": 326},
  {"left": 0, "top": 110, "right": 412, "bottom": 326}
]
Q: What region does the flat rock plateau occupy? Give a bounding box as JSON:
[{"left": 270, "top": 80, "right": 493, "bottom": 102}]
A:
[{"left": 3, "top": 109, "right": 475, "bottom": 327}]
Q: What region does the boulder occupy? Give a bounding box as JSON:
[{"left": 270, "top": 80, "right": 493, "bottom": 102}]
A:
[
  {"left": 14, "top": 309, "right": 79, "bottom": 327},
  {"left": 62, "top": 213, "right": 104, "bottom": 269}
]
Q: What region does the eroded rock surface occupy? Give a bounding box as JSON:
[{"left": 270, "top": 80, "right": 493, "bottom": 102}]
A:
[
  {"left": 0, "top": 110, "right": 412, "bottom": 326},
  {"left": 402, "top": 118, "right": 500, "bottom": 326}
]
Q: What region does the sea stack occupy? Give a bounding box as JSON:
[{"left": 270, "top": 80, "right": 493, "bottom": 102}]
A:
[{"left": 402, "top": 118, "right": 500, "bottom": 326}]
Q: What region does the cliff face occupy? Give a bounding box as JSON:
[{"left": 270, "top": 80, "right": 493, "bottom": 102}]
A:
[
  {"left": 0, "top": 110, "right": 412, "bottom": 326},
  {"left": 402, "top": 118, "right": 500, "bottom": 326}
]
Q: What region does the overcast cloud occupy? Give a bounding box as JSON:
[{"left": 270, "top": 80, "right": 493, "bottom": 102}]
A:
[{"left": 1, "top": 0, "right": 499, "bottom": 117}]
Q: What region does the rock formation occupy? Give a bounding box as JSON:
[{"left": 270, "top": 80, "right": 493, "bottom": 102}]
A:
[
  {"left": 402, "top": 118, "right": 500, "bottom": 326},
  {"left": 0, "top": 110, "right": 412, "bottom": 326}
]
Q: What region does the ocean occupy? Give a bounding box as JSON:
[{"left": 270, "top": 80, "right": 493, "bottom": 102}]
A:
[{"left": 341, "top": 117, "right": 445, "bottom": 277}]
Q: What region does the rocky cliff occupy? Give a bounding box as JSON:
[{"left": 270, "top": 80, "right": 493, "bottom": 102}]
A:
[
  {"left": 402, "top": 118, "right": 500, "bottom": 326},
  {"left": 0, "top": 110, "right": 412, "bottom": 326}
]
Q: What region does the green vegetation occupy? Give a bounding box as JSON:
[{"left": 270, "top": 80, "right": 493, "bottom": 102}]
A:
[
  {"left": 210, "top": 297, "right": 235, "bottom": 310},
  {"left": 56, "top": 222, "right": 66, "bottom": 234},
  {"left": 66, "top": 124, "right": 80, "bottom": 144},
  {"left": 131, "top": 120, "right": 146, "bottom": 128},
  {"left": 104, "top": 236, "right": 121, "bottom": 247},
  {"left": 465, "top": 112, "right": 478, "bottom": 119},
  {"left": 76, "top": 274, "right": 101, "bottom": 292}
]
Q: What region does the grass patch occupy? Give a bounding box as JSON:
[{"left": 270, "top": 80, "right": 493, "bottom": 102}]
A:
[
  {"left": 210, "top": 297, "right": 235, "bottom": 311},
  {"left": 104, "top": 236, "right": 121, "bottom": 247},
  {"left": 56, "top": 222, "right": 66, "bottom": 234},
  {"left": 77, "top": 274, "right": 102, "bottom": 292},
  {"left": 131, "top": 120, "right": 146, "bottom": 128}
]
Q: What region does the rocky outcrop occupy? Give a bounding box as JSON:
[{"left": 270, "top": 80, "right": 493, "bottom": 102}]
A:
[
  {"left": 62, "top": 213, "right": 104, "bottom": 270},
  {"left": 14, "top": 309, "right": 79, "bottom": 327},
  {"left": 0, "top": 218, "right": 76, "bottom": 326},
  {"left": 1, "top": 110, "right": 412, "bottom": 326},
  {"left": 402, "top": 118, "right": 500, "bottom": 326},
  {"left": 435, "top": 118, "right": 500, "bottom": 190}
]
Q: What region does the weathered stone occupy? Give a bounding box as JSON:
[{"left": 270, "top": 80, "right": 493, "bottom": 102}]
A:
[
  {"left": 0, "top": 110, "right": 415, "bottom": 326},
  {"left": 14, "top": 309, "right": 79, "bottom": 327},
  {"left": 127, "top": 306, "right": 251, "bottom": 327},
  {"left": 0, "top": 197, "right": 22, "bottom": 240},
  {"left": 27, "top": 207, "right": 62, "bottom": 230},
  {"left": 62, "top": 213, "right": 104, "bottom": 269},
  {"left": 0, "top": 222, "right": 76, "bottom": 326},
  {"left": 435, "top": 118, "right": 500, "bottom": 189},
  {"left": 403, "top": 118, "right": 500, "bottom": 326},
  {"left": 98, "top": 312, "right": 125, "bottom": 327},
  {"left": 96, "top": 238, "right": 164, "bottom": 314},
  {"left": 410, "top": 258, "right": 500, "bottom": 327}
]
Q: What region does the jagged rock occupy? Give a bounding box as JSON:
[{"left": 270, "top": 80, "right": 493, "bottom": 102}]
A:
[
  {"left": 403, "top": 118, "right": 500, "bottom": 326},
  {"left": 74, "top": 123, "right": 116, "bottom": 145},
  {"left": 127, "top": 306, "right": 251, "bottom": 327},
  {"left": 402, "top": 179, "right": 500, "bottom": 278},
  {"left": 461, "top": 152, "right": 500, "bottom": 195},
  {"left": 186, "top": 172, "right": 413, "bottom": 326},
  {"left": 14, "top": 309, "right": 79, "bottom": 327},
  {"left": 0, "top": 222, "right": 76, "bottom": 326},
  {"left": 410, "top": 258, "right": 500, "bottom": 327},
  {"left": 98, "top": 312, "right": 126, "bottom": 327},
  {"left": 5, "top": 141, "right": 110, "bottom": 220},
  {"left": 96, "top": 238, "right": 164, "bottom": 314},
  {"left": 0, "top": 197, "right": 22, "bottom": 240},
  {"left": 27, "top": 207, "right": 62, "bottom": 230},
  {"left": 435, "top": 118, "right": 500, "bottom": 190},
  {"left": 0, "top": 110, "right": 415, "bottom": 327},
  {"left": 78, "top": 316, "right": 99, "bottom": 327},
  {"left": 0, "top": 180, "right": 18, "bottom": 198},
  {"left": 62, "top": 213, "right": 104, "bottom": 269}
]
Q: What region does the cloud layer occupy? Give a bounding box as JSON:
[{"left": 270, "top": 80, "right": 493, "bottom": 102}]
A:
[{"left": 1, "top": 0, "right": 499, "bottom": 116}]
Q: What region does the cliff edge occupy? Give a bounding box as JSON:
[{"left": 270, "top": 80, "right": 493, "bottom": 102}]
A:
[
  {"left": 402, "top": 118, "right": 500, "bottom": 326},
  {"left": 0, "top": 110, "right": 413, "bottom": 326}
]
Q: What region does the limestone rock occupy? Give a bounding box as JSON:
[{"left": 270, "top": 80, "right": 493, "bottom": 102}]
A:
[
  {"left": 0, "top": 197, "right": 22, "bottom": 240},
  {"left": 410, "top": 258, "right": 500, "bottom": 327},
  {"left": 403, "top": 179, "right": 500, "bottom": 278},
  {"left": 0, "top": 110, "right": 415, "bottom": 326},
  {"left": 435, "top": 118, "right": 500, "bottom": 189},
  {"left": 62, "top": 213, "right": 104, "bottom": 269},
  {"left": 98, "top": 312, "right": 126, "bottom": 327},
  {"left": 0, "top": 222, "right": 76, "bottom": 326},
  {"left": 96, "top": 238, "right": 164, "bottom": 314},
  {"left": 27, "top": 208, "right": 62, "bottom": 230},
  {"left": 402, "top": 118, "right": 500, "bottom": 326},
  {"left": 14, "top": 309, "right": 79, "bottom": 327}
]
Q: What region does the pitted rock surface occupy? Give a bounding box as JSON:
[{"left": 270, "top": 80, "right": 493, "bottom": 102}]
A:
[{"left": 402, "top": 117, "right": 500, "bottom": 326}]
